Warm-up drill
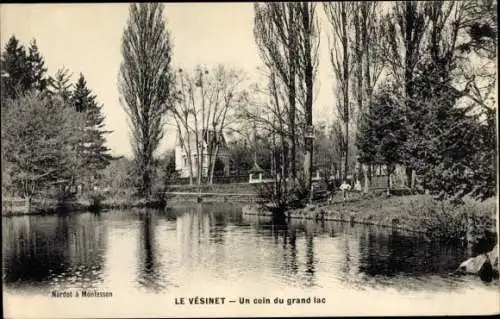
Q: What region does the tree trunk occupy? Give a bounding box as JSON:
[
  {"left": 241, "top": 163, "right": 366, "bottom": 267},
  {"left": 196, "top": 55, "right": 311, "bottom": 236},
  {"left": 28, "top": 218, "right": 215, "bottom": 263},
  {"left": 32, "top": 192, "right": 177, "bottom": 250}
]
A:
[
  {"left": 209, "top": 144, "right": 219, "bottom": 185},
  {"left": 281, "top": 135, "right": 288, "bottom": 195},
  {"left": 304, "top": 141, "right": 313, "bottom": 201},
  {"left": 188, "top": 156, "right": 193, "bottom": 185},
  {"left": 196, "top": 142, "right": 202, "bottom": 185},
  {"left": 405, "top": 166, "right": 412, "bottom": 188},
  {"left": 302, "top": 7, "right": 314, "bottom": 201},
  {"left": 186, "top": 136, "right": 194, "bottom": 185},
  {"left": 344, "top": 124, "right": 349, "bottom": 181},
  {"left": 342, "top": 4, "right": 349, "bottom": 182},
  {"left": 411, "top": 169, "right": 416, "bottom": 190},
  {"left": 288, "top": 5, "right": 297, "bottom": 182},
  {"left": 141, "top": 138, "right": 152, "bottom": 198},
  {"left": 362, "top": 163, "right": 369, "bottom": 193},
  {"left": 386, "top": 166, "right": 391, "bottom": 196}
]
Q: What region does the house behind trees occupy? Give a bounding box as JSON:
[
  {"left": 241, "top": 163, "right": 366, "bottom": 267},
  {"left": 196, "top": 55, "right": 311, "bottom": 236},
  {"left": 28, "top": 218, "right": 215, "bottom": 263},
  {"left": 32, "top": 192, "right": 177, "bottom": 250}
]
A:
[{"left": 174, "top": 129, "right": 230, "bottom": 178}]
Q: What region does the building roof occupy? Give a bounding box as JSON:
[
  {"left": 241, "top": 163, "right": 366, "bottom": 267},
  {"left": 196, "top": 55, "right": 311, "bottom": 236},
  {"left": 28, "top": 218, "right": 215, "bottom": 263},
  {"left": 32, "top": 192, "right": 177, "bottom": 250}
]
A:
[{"left": 249, "top": 162, "right": 265, "bottom": 174}]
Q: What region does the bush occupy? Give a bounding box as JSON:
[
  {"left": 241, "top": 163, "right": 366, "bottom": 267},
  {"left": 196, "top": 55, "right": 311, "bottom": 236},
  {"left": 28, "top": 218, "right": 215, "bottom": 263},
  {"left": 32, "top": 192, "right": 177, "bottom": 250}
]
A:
[
  {"left": 257, "top": 177, "right": 311, "bottom": 214},
  {"left": 150, "top": 185, "right": 167, "bottom": 209},
  {"left": 87, "top": 191, "right": 105, "bottom": 212},
  {"left": 408, "top": 196, "right": 496, "bottom": 249}
]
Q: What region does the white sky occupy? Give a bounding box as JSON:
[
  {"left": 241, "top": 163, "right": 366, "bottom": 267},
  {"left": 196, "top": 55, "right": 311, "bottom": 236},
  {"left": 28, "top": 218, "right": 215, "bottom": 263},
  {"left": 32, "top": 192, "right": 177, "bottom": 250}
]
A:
[{"left": 1, "top": 3, "right": 335, "bottom": 157}]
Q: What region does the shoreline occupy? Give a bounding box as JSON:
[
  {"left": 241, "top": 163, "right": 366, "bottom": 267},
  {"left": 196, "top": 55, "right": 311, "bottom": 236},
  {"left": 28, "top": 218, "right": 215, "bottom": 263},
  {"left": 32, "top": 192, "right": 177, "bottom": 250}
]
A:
[
  {"left": 3, "top": 193, "right": 496, "bottom": 239},
  {"left": 1, "top": 195, "right": 251, "bottom": 217},
  {"left": 1, "top": 197, "right": 167, "bottom": 217},
  {"left": 242, "top": 203, "right": 426, "bottom": 234},
  {"left": 242, "top": 194, "right": 498, "bottom": 245}
]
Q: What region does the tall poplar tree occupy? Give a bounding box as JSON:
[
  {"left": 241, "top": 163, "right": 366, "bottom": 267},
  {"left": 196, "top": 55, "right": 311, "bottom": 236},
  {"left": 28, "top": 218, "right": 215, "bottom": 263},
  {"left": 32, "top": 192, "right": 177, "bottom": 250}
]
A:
[{"left": 119, "top": 3, "right": 175, "bottom": 197}]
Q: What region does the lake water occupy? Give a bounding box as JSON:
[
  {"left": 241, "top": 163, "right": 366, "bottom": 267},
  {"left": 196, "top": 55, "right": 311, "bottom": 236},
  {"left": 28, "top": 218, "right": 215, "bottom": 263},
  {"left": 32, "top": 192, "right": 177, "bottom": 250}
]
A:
[{"left": 3, "top": 203, "right": 499, "bottom": 317}]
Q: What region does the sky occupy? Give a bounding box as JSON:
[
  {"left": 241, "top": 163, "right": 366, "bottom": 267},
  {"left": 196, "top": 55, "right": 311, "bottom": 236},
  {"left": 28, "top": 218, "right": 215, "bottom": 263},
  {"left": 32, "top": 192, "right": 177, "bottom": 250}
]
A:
[{"left": 1, "top": 3, "right": 334, "bottom": 158}]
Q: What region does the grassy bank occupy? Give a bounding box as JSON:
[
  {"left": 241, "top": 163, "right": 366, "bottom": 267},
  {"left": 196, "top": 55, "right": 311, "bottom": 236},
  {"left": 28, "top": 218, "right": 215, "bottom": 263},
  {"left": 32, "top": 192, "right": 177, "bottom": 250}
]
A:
[{"left": 243, "top": 194, "right": 497, "bottom": 250}]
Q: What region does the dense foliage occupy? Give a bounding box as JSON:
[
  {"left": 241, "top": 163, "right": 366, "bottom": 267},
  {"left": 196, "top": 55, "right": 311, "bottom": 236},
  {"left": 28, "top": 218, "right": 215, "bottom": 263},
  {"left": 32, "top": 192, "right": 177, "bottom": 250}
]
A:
[
  {"left": 1, "top": 92, "right": 85, "bottom": 197},
  {"left": 1, "top": 36, "right": 111, "bottom": 199},
  {"left": 354, "top": 1, "right": 497, "bottom": 202}
]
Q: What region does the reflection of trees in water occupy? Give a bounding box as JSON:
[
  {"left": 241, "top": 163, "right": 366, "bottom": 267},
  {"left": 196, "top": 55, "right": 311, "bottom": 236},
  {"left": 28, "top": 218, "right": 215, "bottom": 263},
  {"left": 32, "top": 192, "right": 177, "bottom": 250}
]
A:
[
  {"left": 2, "top": 213, "right": 106, "bottom": 289},
  {"left": 241, "top": 214, "right": 320, "bottom": 287},
  {"left": 271, "top": 220, "right": 317, "bottom": 287},
  {"left": 171, "top": 203, "right": 237, "bottom": 245},
  {"left": 358, "top": 227, "right": 469, "bottom": 277},
  {"left": 65, "top": 213, "right": 107, "bottom": 288},
  {"left": 175, "top": 204, "right": 229, "bottom": 274},
  {"left": 137, "top": 210, "right": 166, "bottom": 292},
  {"left": 209, "top": 211, "right": 226, "bottom": 245},
  {"left": 286, "top": 225, "right": 299, "bottom": 275},
  {"left": 3, "top": 215, "right": 68, "bottom": 285},
  {"left": 304, "top": 233, "right": 315, "bottom": 287},
  {"left": 340, "top": 234, "right": 351, "bottom": 278}
]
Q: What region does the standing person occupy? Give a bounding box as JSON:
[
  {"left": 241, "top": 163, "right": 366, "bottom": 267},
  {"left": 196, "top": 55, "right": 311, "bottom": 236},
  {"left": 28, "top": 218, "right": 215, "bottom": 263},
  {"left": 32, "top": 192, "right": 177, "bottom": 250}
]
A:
[
  {"left": 354, "top": 179, "right": 362, "bottom": 192},
  {"left": 340, "top": 180, "right": 351, "bottom": 201}
]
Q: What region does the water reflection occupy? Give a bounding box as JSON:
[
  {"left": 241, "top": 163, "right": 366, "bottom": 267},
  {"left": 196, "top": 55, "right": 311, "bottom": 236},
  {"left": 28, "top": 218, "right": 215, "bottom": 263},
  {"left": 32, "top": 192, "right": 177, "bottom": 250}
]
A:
[
  {"left": 358, "top": 227, "right": 469, "bottom": 277},
  {"left": 136, "top": 211, "right": 165, "bottom": 292},
  {"left": 304, "top": 233, "right": 315, "bottom": 287},
  {"left": 2, "top": 204, "right": 495, "bottom": 297},
  {"left": 2, "top": 213, "right": 106, "bottom": 291}
]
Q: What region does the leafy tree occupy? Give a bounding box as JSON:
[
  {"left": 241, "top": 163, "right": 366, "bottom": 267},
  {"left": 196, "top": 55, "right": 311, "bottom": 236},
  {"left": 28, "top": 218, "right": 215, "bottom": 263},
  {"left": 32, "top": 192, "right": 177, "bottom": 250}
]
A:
[
  {"left": 379, "top": 1, "right": 429, "bottom": 188},
  {"left": 468, "top": 109, "right": 496, "bottom": 200},
  {"left": 356, "top": 113, "right": 378, "bottom": 169},
  {"left": 409, "top": 59, "right": 495, "bottom": 201},
  {"left": 356, "top": 88, "right": 406, "bottom": 194},
  {"left": 151, "top": 151, "right": 177, "bottom": 194},
  {"left": 397, "top": 1, "right": 497, "bottom": 201},
  {"left": 100, "top": 157, "right": 138, "bottom": 194},
  {"left": 119, "top": 3, "right": 175, "bottom": 197},
  {"left": 71, "top": 74, "right": 112, "bottom": 184},
  {"left": 1, "top": 91, "right": 85, "bottom": 198}
]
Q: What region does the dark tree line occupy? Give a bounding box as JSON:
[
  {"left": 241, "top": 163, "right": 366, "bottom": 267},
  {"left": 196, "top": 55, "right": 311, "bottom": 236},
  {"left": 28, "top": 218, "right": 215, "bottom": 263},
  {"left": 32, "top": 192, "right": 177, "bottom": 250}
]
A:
[{"left": 1, "top": 35, "right": 112, "bottom": 198}]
